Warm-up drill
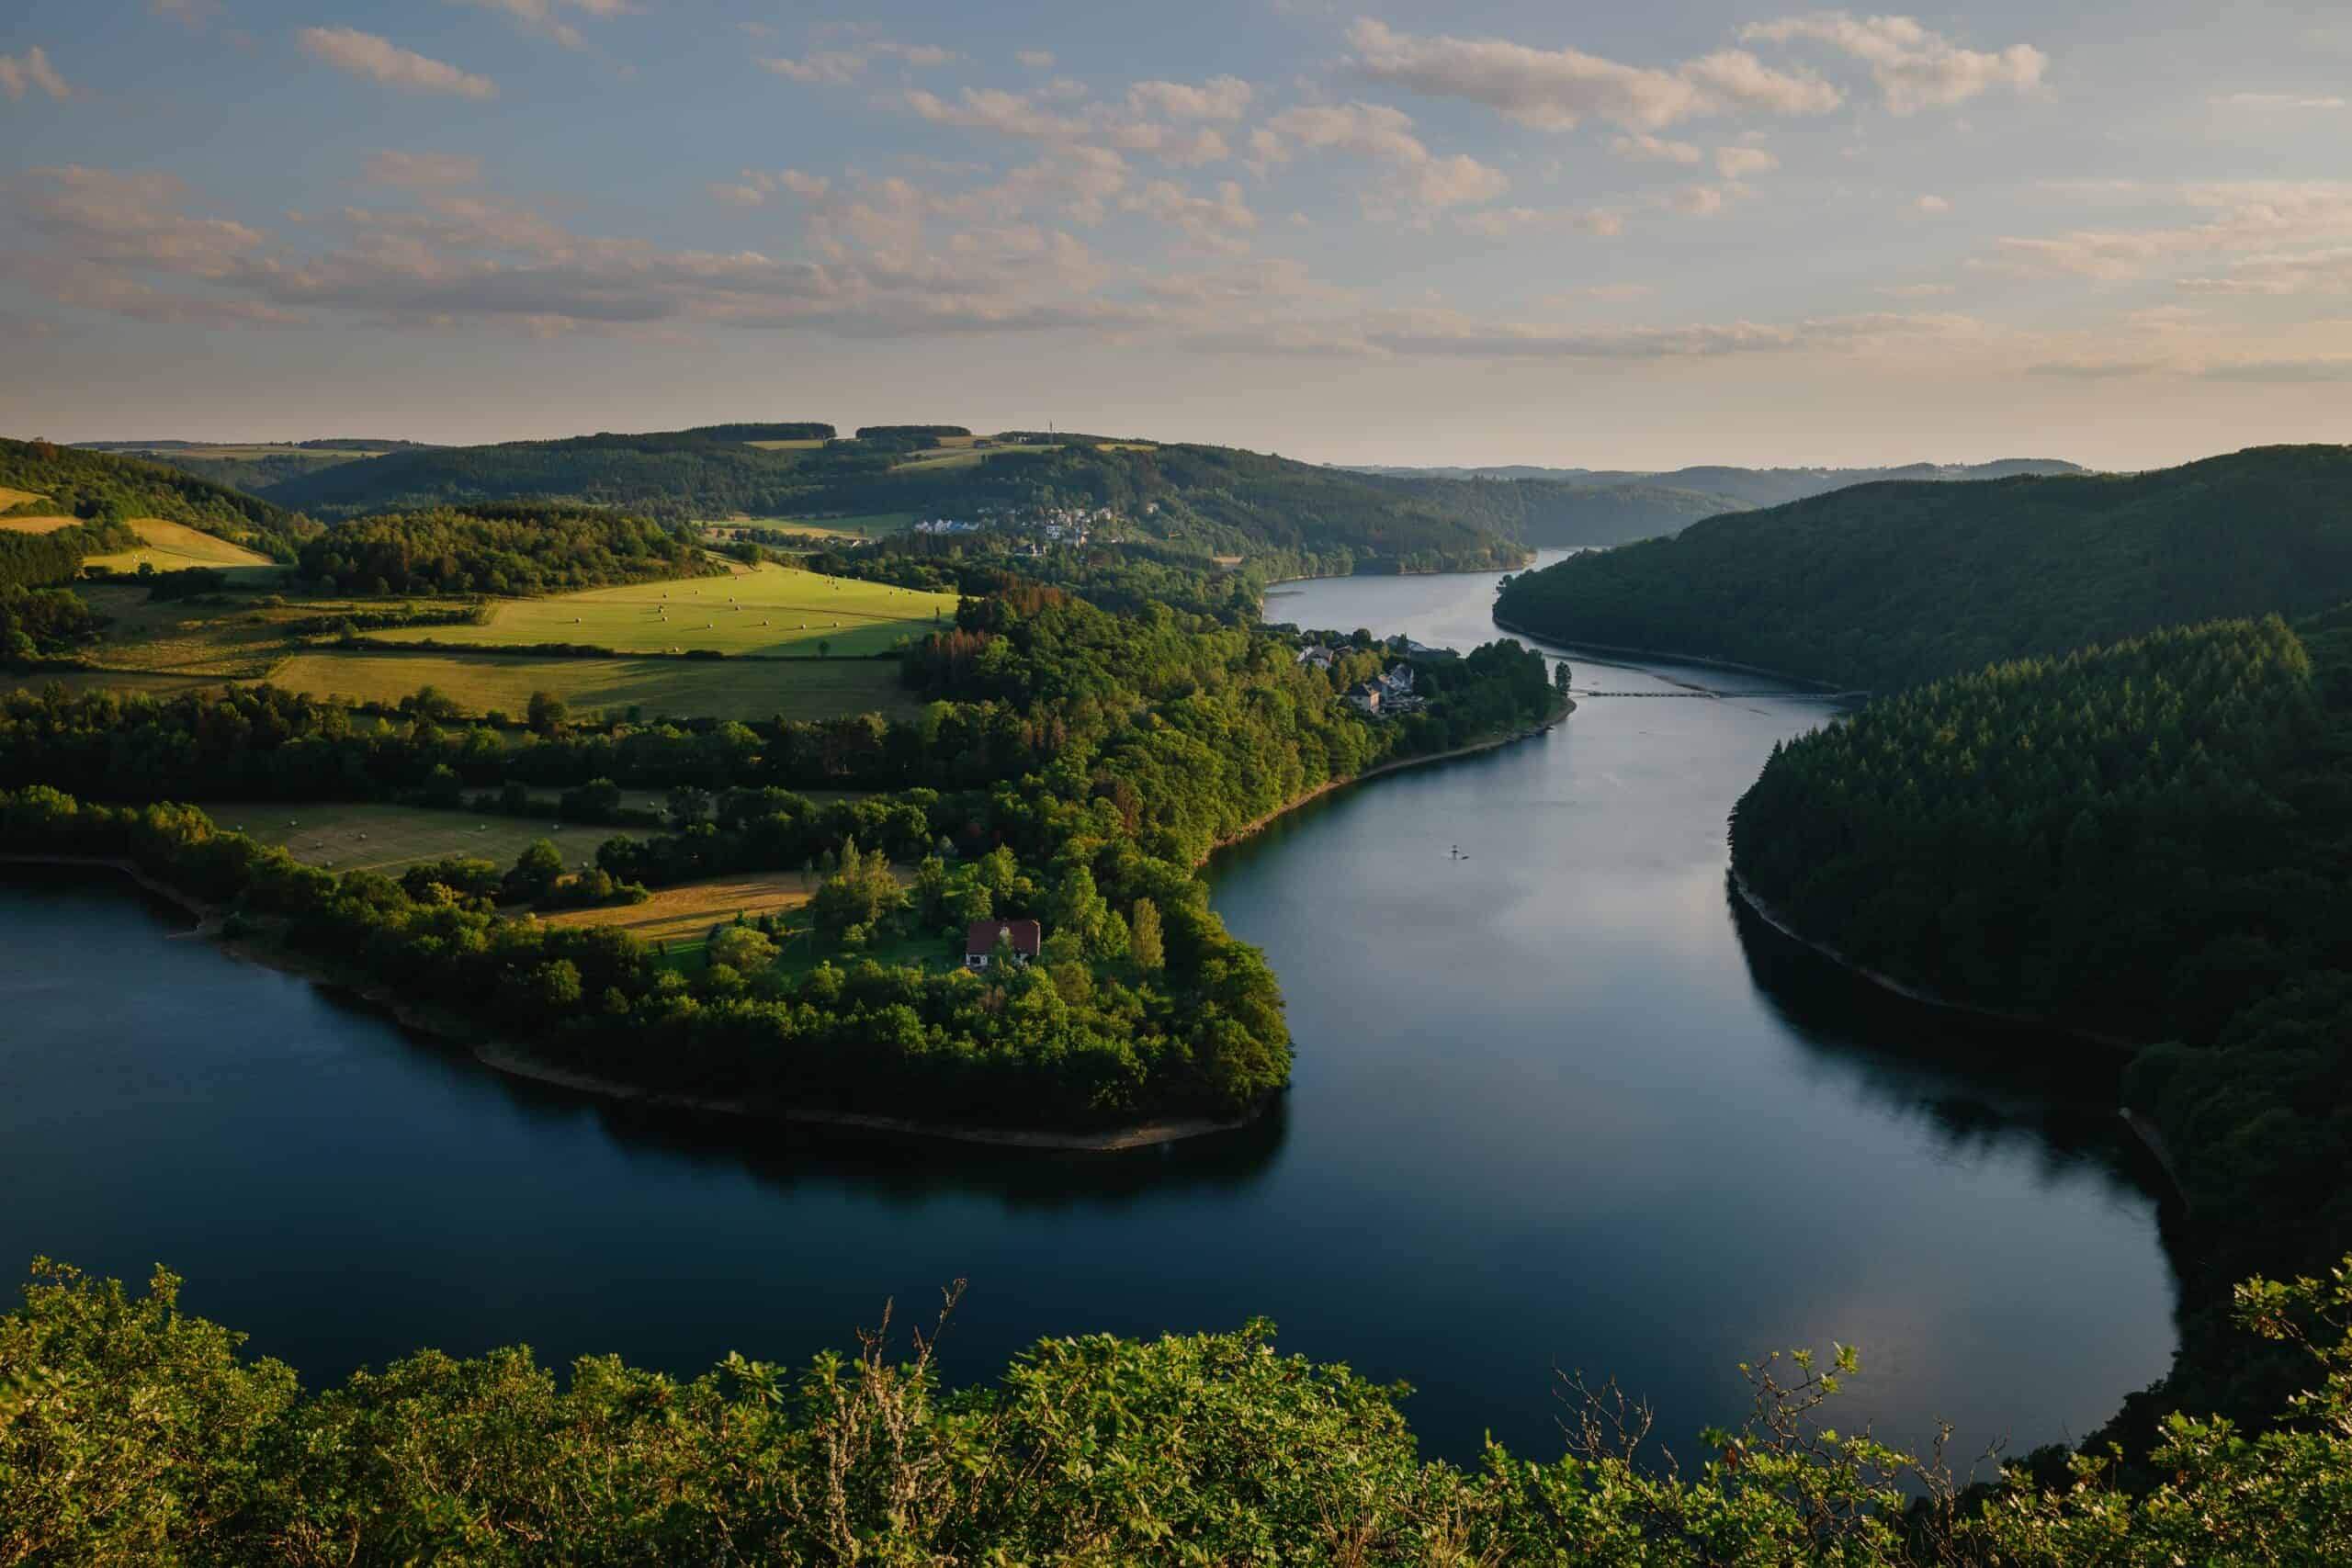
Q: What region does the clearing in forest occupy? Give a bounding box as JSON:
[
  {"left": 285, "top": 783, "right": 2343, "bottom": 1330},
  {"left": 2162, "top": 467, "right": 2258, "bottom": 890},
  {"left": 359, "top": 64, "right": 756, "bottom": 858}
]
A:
[
  {"left": 188, "top": 800, "right": 662, "bottom": 876},
  {"left": 365, "top": 561, "right": 956, "bottom": 659},
  {"left": 266, "top": 649, "right": 921, "bottom": 723},
  {"left": 81, "top": 519, "right": 277, "bottom": 576}
]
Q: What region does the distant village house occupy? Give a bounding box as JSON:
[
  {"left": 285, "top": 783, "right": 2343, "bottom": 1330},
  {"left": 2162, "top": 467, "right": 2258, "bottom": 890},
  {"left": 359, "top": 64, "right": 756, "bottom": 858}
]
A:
[{"left": 966, "top": 918, "right": 1043, "bottom": 969}]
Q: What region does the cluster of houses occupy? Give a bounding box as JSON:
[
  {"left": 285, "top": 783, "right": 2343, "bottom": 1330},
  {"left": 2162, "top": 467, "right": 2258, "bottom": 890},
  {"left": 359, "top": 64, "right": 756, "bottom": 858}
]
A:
[
  {"left": 1294, "top": 641, "right": 1425, "bottom": 716},
  {"left": 1346, "top": 663, "right": 1424, "bottom": 716},
  {"left": 910, "top": 504, "right": 1119, "bottom": 547}
]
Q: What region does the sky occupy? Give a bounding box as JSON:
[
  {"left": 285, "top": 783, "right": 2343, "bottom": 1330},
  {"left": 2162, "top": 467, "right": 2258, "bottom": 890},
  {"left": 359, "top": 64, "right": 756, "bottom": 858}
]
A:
[{"left": 3, "top": 0, "right": 2349, "bottom": 470}]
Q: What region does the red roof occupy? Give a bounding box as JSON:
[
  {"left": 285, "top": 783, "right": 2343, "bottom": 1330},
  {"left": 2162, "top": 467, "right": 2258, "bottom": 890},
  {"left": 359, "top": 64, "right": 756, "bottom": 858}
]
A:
[{"left": 966, "top": 918, "right": 1042, "bottom": 957}]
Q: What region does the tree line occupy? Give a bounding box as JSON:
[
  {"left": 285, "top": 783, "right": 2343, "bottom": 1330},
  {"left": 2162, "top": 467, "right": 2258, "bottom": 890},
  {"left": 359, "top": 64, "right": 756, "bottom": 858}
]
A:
[
  {"left": 293, "top": 502, "right": 717, "bottom": 597},
  {"left": 1731, "top": 609, "right": 2352, "bottom": 1452},
  {"left": 5, "top": 1248, "right": 2349, "bottom": 1563},
  {"left": 1495, "top": 445, "right": 2352, "bottom": 691}
]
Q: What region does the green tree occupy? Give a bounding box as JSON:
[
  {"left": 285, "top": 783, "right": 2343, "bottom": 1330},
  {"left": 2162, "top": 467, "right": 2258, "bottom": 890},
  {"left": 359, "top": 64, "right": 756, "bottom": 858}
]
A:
[
  {"left": 526, "top": 689, "right": 569, "bottom": 736},
  {"left": 503, "top": 839, "right": 564, "bottom": 903},
  {"left": 1130, "top": 897, "right": 1164, "bottom": 970}
]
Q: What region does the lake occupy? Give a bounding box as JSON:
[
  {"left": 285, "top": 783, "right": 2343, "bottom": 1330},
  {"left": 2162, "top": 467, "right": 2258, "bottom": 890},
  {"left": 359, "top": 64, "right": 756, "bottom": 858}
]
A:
[{"left": 0, "top": 555, "right": 2178, "bottom": 1463}]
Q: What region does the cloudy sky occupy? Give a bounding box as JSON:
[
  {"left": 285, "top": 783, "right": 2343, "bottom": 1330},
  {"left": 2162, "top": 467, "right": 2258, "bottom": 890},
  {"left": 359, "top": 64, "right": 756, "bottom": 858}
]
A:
[{"left": 4, "top": 1, "right": 2348, "bottom": 468}]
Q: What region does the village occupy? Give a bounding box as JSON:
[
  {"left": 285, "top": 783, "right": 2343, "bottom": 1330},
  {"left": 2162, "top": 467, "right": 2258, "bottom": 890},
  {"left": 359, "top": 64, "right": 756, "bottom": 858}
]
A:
[
  {"left": 910, "top": 502, "right": 1123, "bottom": 548},
  {"left": 1292, "top": 636, "right": 1440, "bottom": 717}
]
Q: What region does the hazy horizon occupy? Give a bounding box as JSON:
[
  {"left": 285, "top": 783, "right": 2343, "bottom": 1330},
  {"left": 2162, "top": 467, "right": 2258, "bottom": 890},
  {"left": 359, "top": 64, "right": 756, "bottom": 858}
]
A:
[{"left": 7, "top": 0, "right": 2350, "bottom": 470}]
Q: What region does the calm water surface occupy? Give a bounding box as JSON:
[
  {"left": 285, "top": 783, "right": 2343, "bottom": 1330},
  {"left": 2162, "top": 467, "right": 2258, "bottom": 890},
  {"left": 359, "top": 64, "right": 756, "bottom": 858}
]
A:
[{"left": 1, "top": 554, "right": 2178, "bottom": 1461}]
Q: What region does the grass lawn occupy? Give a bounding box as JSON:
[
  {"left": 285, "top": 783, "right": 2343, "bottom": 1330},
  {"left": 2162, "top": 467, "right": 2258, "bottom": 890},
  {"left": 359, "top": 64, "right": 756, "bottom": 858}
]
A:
[
  {"left": 2, "top": 669, "right": 234, "bottom": 700},
  {"left": 700, "top": 520, "right": 864, "bottom": 547},
  {"left": 366, "top": 561, "right": 956, "bottom": 659},
  {"left": 189, "top": 800, "right": 662, "bottom": 876},
  {"left": 888, "top": 448, "right": 986, "bottom": 473},
  {"left": 543, "top": 868, "right": 936, "bottom": 973},
  {"left": 74, "top": 583, "right": 308, "bottom": 677},
  {"left": 82, "top": 519, "right": 279, "bottom": 579},
  {"left": 266, "top": 649, "right": 922, "bottom": 722}
]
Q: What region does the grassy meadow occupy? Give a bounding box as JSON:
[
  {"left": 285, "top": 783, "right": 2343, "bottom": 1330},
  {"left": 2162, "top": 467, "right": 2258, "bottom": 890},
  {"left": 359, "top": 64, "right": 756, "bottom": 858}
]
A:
[
  {"left": 0, "top": 514, "right": 81, "bottom": 535},
  {"left": 187, "top": 800, "right": 656, "bottom": 876},
  {"left": 542, "top": 866, "right": 930, "bottom": 973},
  {"left": 82, "top": 519, "right": 279, "bottom": 578},
  {"left": 366, "top": 561, "right": 956, "bottom": 659},
  {"left": 266, "top": 649, "right": 921, "bottom": 722}
]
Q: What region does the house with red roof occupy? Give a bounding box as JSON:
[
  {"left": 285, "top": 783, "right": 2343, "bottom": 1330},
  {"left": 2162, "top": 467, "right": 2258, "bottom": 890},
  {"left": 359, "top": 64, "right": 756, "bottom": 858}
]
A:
[{"left": 965, "top": 918, "right": 1042, "bottom": 970}]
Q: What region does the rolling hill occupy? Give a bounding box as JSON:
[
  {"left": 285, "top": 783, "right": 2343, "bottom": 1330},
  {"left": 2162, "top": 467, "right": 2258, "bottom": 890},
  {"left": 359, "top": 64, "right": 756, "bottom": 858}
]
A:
[
  {"left": 1493, "top": 445, "right": 2352, "bottom": 691},
  {"left": 0, "top": 438, "right": 318, "bottom": 564},
  {"left": 1344, "top": 457, "right": 2087, "bottom": 547},
  {"left": 259, "top": 424, "right": 1532, "bottom": 573}
]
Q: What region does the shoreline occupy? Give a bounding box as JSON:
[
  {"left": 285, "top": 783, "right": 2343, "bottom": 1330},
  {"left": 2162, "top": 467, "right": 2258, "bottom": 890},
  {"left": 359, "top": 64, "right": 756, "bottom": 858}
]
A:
[
  {"left": 1261, "top": 551, "right": 1535, "bottom": 592},
  {"left": 1728, "top": 868, "right": 2182, "bottom": 1194},
  {"left": 1727, "top": 868, "right": 2139, "bottom": 1051},
  {"left": 1, "top": 697, "right": 1571, "bottom": 1154},
  {"left": 1204, "top": 695, "right": 1575, "bottom": 860},
  {"left": 1488, "top": 618, "right": 1855, "bottom": 694}
]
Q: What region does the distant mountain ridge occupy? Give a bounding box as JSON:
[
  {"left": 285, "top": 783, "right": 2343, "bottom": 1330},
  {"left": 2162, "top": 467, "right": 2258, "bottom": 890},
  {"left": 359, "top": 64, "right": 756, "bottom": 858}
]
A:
[
  {"left": 249, "top": 424, "right": 1527, "bottom": 574},
  {"left": 1341, "top": 457, "right": 2087, "bottom": 547},
  {"left": 1492, "top": 445, "right": 2352, "bottom": 691}
]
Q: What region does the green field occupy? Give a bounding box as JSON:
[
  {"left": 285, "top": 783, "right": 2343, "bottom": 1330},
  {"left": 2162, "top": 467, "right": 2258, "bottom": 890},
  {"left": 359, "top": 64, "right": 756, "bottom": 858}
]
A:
[
  {"left": 743, "top": 438, "right": 827, "bottom": 452},
  {"left": 266, "top": 649, "right": 922, "bottom": 722},
  {"left": 83, "top": 519, "right": 280, "bottom": 579},
  {"left": 366, "top": 561, "right": 956, "bottom": 658},
  {"left": 187, "top": 799, "right": 667, "bottom": 876}
]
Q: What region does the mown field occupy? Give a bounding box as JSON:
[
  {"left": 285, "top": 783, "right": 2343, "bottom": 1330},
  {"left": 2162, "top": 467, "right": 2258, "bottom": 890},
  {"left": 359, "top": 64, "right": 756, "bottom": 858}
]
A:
[
  {"left": 0, "top": 514, "right": 81, "bottom": 535},
  {"left": 187, "top": 800, "right": 656, "bottom": 876},
  {"left": 82, "top": 519, "right": 279, "bottom": 578},
  {"left": 542, "top": 866, "right": 930, "bottom": 973},
  {"left": 266, "top": 649, "right": 921, "bottom": 722},
  {"left": 0, "top": 487, "right": 60, "bottom": 514},
  {"left": 365, "top": 561, "right": 956, "bottom": 658}
]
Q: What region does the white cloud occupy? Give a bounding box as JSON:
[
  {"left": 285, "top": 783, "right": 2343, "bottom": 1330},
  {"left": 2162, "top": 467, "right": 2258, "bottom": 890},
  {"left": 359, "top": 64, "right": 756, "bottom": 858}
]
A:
[
  {"left": 1347, "top": 17, "right": 1839, "bottom": 132},
  {"left": 707, "top": 168, "right": 834, "bottom": 208},
  {"left": 2209, "top": 92, "right": 2346, "bottom": 110},
  {"left": 2199, "top": 356, "right": 2352, "bottom": 382},
  {"left": 1877, "top": 282, "right": 1953, "bottom": 298},
  {"left": 449, "top": 0, "right": 596, "bottom": 51},
  {"left": 1611, "top": 133, "right": 1702, "bottom": 164},
  {"left": 366, "top": 151, "right": 486, "bottom": 190},
  {"left": 1916, "top": 194, "right": 1950, "bottom": 212},
  {"left": 1250, "top": 102, "right": 1508, "bottom": 220},
  {"left": 0, "top": 46, "right": 72, "bottom": 103},
  {"left": 907, "top": 85, "right": 1234, "bottom": 167},
  {"left": 1714, "top": 146, "right": 1779, "bottom": 178},
  {"left": 1984, "top": 180, "right": 2352, "bottom": 283},
  {"left": 758, "top": 52, "right": 865, "bottom": 85},
  {"left": 299, "top": 28, "right": 498, "bottom": 100},
  {"left": 1740, "top": 13, "right": 2046, "bottom": 116},
  {"left": 1668, "top": 185, "right": 1727, "bottom": 217},
  {"left": 2177, "top": 248, "right": 2352, "bottom": 297},
  {"left": 1126, "top": 75, "right": 1254, "bottom": 121},
  {"left": 1016, "top": 50, "right": 1056, "bottom": 69},
  {"left": 1456, "top": 206, "right": 1624, "bottom": 239},
  {"left": 1124, "top": 178, "right": 1259, "bottom": 254}
]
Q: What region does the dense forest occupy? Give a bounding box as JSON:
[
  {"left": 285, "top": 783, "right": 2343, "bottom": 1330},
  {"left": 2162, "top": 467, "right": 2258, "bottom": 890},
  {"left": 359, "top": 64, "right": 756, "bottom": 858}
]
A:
[
  {"left": 1731, "top": 610, "right": 2352, "bottom": 1447},
  {"left": 0, "top": 438, "right": 319, "bottom": 562},
  {"left": 0, "top": 586, "right": 1557, "bottom": 1128},
  {"left": 293, "top": 502, "right": 717, "bottom": 597},
  {"left": 1494, "top": 446, "right": 2352, "bottom": 690},
  {"left": 255, "top": 425, "right": 1533, "bottom": 571},
  {"left": 6, "top": 1248, "right": 2349, "bottom": 1562}
]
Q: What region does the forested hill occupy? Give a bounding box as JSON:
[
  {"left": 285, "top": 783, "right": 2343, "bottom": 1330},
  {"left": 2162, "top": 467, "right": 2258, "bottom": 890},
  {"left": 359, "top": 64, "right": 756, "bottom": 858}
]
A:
[
  {"left": 257, "top": 425, "right": 1529, "bottom": 572},
  {"left": 1730, "top": 610, "right": 2352, "bottom": 1443},
  {"left": 1494, "top": 446, "right": 2352, "bottom": 690},
  {"left": 0, "top": 438, "right": 317, "bottom": 559}
]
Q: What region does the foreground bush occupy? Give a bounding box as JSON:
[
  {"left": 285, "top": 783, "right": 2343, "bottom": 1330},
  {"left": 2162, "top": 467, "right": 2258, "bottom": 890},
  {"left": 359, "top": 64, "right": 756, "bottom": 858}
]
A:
[{"left": 6, "top": 1258, "right": 2352, "bottom": 1563}]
